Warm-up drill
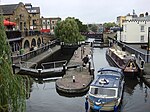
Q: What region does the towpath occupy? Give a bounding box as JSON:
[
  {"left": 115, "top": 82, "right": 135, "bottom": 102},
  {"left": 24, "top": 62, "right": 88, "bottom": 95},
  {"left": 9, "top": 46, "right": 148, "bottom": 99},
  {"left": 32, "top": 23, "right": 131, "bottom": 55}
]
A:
[{"left": 56, "top": 44, "right": 94, "bottom": 94}]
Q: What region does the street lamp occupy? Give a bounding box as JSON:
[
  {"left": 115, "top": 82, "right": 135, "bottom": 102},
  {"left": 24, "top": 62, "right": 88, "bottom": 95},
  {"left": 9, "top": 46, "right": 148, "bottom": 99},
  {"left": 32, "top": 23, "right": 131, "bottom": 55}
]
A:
[{"left": 147, "top": 27, "right": 150, "bottom": 62}]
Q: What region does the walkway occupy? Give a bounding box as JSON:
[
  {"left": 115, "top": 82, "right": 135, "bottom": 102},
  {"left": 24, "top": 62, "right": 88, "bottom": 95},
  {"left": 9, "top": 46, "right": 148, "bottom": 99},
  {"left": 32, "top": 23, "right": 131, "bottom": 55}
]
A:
[
  {"left": 13, "top": 45, "right": 61, "bottom": 74},
  {"left": 56, "top": 44, "right": 94, "bottom": 94}
]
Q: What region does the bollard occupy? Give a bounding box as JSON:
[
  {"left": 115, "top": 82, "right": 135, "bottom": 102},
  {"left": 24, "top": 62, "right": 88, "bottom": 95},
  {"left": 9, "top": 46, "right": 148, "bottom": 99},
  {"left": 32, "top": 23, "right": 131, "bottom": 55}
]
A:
[
  {"left": 88, "top": 62, "right": 91, "bottom": 72},
  {"left": 140, "top": 60, "right": 145, "bottom": 77},
  {"left": 90, "top": 68, "right": 95, "bottom": 79},
  {"left": 38, "top": 69, "right": 42, "bottom": 75},
  {"left": 63, "top": 64, "right": 66, "bottom": 74},
  {"left": 73, "top": 76, "right": 75, "bottom": 83},
  {"left": 12, "top": 64, "right": 15, "bottom": 74}
]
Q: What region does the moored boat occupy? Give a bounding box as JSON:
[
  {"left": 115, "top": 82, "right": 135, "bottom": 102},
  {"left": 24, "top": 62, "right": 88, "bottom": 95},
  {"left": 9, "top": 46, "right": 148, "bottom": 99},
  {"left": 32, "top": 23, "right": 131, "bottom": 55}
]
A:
[
  {"left": 106, "top": 45, "right": 139, "bottom": 75},
  {"left": 88, "top": 67, "right": 124, "bottom": 111}
]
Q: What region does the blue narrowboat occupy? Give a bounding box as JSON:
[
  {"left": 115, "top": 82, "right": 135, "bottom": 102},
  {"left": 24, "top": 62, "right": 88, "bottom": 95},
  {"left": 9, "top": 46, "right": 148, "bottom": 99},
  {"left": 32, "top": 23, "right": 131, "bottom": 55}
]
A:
[{"left": 88, "top": 67, "right": 124, "bottom": 111}]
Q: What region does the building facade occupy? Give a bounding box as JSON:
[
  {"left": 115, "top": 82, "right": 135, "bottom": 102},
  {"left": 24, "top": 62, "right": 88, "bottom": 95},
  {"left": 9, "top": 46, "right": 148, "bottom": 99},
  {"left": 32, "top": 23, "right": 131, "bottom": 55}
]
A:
[
  {"left": 41, "top": 17, "right": 61, "bottom": 34},
  {"left": 25, "top": 3, "right": 40, "bottom": 30},
  {"left": 0, "top": 2, "right": 42, "bottom": 53},
  {"left": 120, "top": 13, "right": 150, "bottom": 43},
  {"left": 117, "top": 16, "right": 126, "bottom": 27}
]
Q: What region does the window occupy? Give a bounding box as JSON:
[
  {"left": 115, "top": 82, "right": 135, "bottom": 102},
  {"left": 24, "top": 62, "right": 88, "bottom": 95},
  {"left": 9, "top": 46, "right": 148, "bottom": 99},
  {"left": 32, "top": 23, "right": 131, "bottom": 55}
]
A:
[
  {"left": 124, "top": 25, "right": 127, "bottom": 32},
  {"left": 90, "top": 87, "right": 116, "bottom": 97},
  {"left": 47, "top": 20, "right": 50, "bottom": 24},
  {"left": 52, "top": 21, "right": 55, "bottom": 24},
  {"left": 43, "top": 20, "right": 45, "bottom": 24},
  {"left": 141, "top": 26, "right": 145, "bottom": 32},
  {"left": 140, "top": 35, "right": 144, "bottom": 42}
]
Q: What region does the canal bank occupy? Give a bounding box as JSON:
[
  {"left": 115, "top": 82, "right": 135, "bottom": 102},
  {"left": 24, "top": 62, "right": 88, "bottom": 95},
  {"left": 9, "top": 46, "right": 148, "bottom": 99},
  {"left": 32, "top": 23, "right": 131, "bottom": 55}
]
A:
[
  {"left": 143, "top": 63, "right": 150, "bottom": 87},
  {"left": 13, "top": 45, "right": 61, "bottom": 74},
  {"left": 56, "top": 44, "right": 94, "bottom": 94}
]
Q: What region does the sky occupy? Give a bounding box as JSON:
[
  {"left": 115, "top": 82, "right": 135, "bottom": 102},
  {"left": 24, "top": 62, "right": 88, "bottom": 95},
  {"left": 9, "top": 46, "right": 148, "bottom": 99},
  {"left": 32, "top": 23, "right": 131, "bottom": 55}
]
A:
[{"left": 1, "top": 0, "right": 150, "bottom": 24}]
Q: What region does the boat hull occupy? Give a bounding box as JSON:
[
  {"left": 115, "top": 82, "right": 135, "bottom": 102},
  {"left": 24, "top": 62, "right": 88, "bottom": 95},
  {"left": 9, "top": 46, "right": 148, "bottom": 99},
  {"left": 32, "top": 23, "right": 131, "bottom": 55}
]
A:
[{"left": 106, "top": 50, "right": 138, "bottom": 76}]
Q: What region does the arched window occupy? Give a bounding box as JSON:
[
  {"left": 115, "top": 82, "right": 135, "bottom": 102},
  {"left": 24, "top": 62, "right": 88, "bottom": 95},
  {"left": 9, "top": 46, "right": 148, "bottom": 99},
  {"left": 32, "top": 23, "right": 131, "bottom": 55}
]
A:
[
  {"left": 24, "top": 40, "right": 30, "bottom": 49},
  {"left": 31, "top": 38, "right": 36, "bottom": 47},
  {"left": 37, "top": 38, "right": 41, "bottom": 47}
]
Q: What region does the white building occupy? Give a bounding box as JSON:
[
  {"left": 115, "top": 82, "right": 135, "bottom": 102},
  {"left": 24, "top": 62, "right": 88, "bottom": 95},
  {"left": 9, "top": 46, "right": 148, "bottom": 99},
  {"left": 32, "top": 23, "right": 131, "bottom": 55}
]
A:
[{"left": 119, "top": 13, "right": 150, "bottom": 44}]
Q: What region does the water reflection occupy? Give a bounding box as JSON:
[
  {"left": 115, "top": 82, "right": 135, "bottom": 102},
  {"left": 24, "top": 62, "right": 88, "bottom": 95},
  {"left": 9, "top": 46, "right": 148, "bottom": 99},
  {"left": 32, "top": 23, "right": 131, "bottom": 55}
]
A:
[{"left": 26, "top": 47, "right": 150, "bottom": 112}]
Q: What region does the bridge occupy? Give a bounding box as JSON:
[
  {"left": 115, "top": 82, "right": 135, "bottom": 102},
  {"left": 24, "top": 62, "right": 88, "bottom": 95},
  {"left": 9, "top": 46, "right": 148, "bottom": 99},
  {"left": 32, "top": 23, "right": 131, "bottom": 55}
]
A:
[
  {"left": 81, "top": 32, "right": 103, "bottom": 40},
  {"left": 18, "top": 60, "right": 67, "bottom": 78}
]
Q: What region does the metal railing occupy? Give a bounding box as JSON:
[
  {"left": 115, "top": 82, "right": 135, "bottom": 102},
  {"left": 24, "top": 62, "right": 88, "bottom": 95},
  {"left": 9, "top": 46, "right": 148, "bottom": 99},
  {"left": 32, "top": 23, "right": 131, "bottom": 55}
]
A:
[
  {"left": 41, "top": 60, "right": 67, "bottom": 69},
  {"left": 11, "top": 40, "right": 58, "bottom": 64},
  {"left": 117, "top": 41, "right": 150, "bottom": 63}
]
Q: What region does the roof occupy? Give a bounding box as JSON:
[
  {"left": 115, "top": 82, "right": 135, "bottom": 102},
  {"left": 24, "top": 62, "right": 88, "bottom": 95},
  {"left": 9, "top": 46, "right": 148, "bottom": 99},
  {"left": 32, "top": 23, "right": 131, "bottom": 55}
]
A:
[
  {"left": 97, "top": 66, "right": 123, "bottom": 76},
  {"left": 0, "top": 4, "right": 19, "bottom": 15},
  {"left": 26, "top": 7, "right": 40, "bottom": 14},
  {"left": 132, "top": 15, "right": 150, "bottom": 21},
  {"left": 91, "top": 74, "right": 121, "bottom": 88}
]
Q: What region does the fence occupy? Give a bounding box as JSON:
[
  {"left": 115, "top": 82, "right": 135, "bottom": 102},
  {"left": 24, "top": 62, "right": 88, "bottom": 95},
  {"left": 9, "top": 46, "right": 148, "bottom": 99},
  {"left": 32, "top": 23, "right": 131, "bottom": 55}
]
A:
[
  {"left": 11, "top": 40, "right": 58, "bottom": 64},
  {"left": 117, "top": 41, "right": 150, "bottom": 63}
]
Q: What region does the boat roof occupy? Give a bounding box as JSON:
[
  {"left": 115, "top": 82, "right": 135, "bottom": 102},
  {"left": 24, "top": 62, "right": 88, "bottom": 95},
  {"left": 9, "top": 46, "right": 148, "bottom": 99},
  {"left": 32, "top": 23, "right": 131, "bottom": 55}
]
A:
[
  {"left": 109, "top": 47, "right": 135, "bottom": 60},
  {"left": 91, "top": 74, "right": 121, "bottom": 88},
  {"left": 91, "top": 67, "right": 124, "bottom": 88},
  {"left": 97, "top": 67, "right": 123, "bottom": 76}
]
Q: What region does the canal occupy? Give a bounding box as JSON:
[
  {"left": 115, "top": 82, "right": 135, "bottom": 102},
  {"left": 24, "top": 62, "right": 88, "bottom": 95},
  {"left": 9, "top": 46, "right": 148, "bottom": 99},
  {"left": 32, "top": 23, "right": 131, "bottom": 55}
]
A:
[{"left": 26, "top": 47, "right": 150, "bottom": 112}]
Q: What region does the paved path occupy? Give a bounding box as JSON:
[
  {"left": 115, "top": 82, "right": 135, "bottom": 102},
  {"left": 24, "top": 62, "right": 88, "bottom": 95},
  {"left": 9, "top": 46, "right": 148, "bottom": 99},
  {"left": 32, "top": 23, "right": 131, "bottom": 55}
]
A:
[
  {"left": 13, "top": 45, "right": 61, "bottom": 73},
  {"left": 56, "top": 44, "right": 94, "bottom": 94}
]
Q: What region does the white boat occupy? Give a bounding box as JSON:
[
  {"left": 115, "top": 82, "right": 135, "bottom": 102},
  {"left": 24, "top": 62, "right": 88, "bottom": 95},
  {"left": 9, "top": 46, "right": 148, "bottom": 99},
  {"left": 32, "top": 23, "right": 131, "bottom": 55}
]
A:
[{"left": 88, "top": 67, "right": 124, "bottom": 111}]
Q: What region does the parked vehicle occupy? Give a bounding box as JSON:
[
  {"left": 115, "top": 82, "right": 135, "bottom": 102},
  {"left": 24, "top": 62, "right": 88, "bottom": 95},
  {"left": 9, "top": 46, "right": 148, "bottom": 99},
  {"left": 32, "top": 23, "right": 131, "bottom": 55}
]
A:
[
  {"left": 88, "top": 67, "right": 124, "bottom": 111},
  {"left": 106, "top": 45, "right": 139, "bottom": 76}
]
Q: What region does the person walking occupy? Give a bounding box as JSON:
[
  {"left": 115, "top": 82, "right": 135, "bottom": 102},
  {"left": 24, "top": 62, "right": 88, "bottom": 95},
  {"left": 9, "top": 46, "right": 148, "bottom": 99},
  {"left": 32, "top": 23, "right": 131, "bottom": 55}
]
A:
[{"left": 82, "top": 55, "right": 89, "bottom": 67}]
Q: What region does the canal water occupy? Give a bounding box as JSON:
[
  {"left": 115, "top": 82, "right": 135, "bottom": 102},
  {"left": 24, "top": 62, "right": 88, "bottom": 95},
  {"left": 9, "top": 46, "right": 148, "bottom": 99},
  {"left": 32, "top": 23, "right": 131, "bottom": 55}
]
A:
[{"left": 26, "top": 47, "right": 150, "bottom": 112}]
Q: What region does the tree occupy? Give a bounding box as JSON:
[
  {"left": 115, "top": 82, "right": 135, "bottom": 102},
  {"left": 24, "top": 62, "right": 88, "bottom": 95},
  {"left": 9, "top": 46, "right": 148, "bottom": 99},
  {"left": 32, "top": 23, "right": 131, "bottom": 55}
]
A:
[
  {"left": 88, "top": 24, "right": 98, "bottom": 32},
  {"left": 0, "top": 15, "right": 26, "bottom": 112},
  {"left": 74, "top": 18, "right": 88, "bottom": 32},
  {"left": 103, "top": 22, "right": 118, "bottom": 29},
  {"left": 54, "top": 17, "right": 85, "bottom": 44}
]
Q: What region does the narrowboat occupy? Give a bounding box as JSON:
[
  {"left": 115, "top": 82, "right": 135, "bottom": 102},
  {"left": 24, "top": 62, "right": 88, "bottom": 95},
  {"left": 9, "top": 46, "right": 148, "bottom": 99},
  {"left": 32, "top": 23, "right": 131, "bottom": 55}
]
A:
[
  {"left": 88, "top": 67, "right": 124, "bottom": 111},
  {"left": 106, "top": 46, "right": 139, "bottom": 75}
]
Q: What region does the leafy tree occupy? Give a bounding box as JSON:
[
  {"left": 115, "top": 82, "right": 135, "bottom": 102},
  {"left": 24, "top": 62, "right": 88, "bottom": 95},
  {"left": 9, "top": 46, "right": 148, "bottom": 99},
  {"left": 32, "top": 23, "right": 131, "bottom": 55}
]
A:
[
  {"left": 74, "top": 18, "right": 88, "bottom": 32},
  {"left": 88, "top": 24, "right": 98, "bottom": 32},
  {"left": 0, "top": 15, "right": 26, "bottom": 112},
  {"left": 54, "top": 17, "right": 85, "bottom": 44},
  {"left": 103, "top": 22, "right": 118, "bottom": 29}
]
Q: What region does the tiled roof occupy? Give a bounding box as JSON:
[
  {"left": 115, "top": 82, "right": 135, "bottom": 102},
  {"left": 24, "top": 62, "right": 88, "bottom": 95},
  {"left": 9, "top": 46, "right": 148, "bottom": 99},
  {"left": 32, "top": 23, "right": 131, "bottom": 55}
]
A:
[
  {"left": 26, "top": 7, "right": 40, "bottom": 14},
  {"left": 132, "top": 15, "right": 150, "bottom": 21},
  {"left": 0, "top": 4, "right": 19, "bottom": 15}
]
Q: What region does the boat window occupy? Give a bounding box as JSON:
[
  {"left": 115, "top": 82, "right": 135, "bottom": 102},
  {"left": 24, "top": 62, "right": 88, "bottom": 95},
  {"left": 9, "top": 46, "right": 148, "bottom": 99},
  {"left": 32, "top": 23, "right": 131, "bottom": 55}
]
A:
[{"left": 90, "top": 87, "right": 116, "bottom": 97}]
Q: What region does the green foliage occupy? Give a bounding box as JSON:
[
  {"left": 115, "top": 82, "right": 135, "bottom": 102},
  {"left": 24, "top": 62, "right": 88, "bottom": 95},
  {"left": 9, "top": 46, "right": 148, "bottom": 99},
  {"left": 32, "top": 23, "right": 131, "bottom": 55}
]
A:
[
  {"left": 0, "top": 15, "right": 26, "bottom": 112},
  {"left": 103, "top": 22, "right": 118, "bottom": 29},
  {"left": 54, "top": 17, "right": 85, "bottom": 44},
  {"left": 88, "top": 24, "right": 98, "bottom": 32}
]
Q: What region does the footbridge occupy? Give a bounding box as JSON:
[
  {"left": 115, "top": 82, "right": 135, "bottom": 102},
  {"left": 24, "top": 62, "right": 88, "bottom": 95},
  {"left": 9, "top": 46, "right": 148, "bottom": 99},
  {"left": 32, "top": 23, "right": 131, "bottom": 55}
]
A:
[
  {"left": 18, "top": 60, "right": 67, "bottom": 78},
  {"left": 16, "top": 60, "right": 82, "bottom": 78}
]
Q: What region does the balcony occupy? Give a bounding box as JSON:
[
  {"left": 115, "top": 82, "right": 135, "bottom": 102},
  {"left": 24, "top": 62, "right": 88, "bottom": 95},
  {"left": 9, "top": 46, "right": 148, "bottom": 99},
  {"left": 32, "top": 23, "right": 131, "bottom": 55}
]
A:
[{"left": 6, "top": 30, "right": 41, "bottom": 42}]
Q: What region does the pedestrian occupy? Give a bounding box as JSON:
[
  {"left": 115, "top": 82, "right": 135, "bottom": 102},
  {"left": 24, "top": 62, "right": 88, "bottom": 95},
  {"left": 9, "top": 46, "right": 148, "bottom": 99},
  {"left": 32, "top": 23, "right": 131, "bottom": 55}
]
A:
[
  {"left": 85, "top": 95, "right": 89, "bottom": 112},
  {"left": 82, "top": 55, "right": 89, "bottom": 67}
]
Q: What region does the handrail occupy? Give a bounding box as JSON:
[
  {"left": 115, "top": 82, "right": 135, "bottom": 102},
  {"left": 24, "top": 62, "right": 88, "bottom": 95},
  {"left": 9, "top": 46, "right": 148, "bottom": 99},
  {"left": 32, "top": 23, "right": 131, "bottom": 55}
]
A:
[
  {"left": 41, "top": 60, "right": 67, "bottom": 69},
  {"left": 19, "top": 61, "right": 37, "bottom": 69}
]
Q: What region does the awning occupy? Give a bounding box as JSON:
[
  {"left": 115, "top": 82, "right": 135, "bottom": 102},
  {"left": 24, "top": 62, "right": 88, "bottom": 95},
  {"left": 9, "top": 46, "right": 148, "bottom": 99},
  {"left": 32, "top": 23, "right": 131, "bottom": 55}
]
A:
[
  {"left": 40, "top": 29, "right": 50, "bottom": 33},
  {"left": 4, "top": 19, "right": 16, "bottom": 26}
]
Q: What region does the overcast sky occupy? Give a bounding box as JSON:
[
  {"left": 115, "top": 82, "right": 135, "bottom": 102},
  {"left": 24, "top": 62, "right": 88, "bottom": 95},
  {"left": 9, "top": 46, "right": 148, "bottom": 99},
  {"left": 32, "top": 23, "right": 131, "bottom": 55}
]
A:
[{"left": 1, "top": 0, "right": 150, "bottom": 24}]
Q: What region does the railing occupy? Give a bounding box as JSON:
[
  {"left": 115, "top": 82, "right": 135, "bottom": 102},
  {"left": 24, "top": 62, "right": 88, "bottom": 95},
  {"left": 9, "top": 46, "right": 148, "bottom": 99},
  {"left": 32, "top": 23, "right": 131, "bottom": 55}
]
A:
[
  {"left": 117, "top": 41, "right": 150, "bottom": 63},
  {"left": 41, "top": 60, "right": 67, "bottom": 69},
  {"left": 19, "top": 61, "right": 37, "bottom": 69},
  {"left": 11, "top": 40, "right": 59, "bottom": 64},
  {"left": 6, "top": 30, "right": 22, "bottom": 39},
  {"left": 22, "top": 30, "right": 41, "bottom": 37}
]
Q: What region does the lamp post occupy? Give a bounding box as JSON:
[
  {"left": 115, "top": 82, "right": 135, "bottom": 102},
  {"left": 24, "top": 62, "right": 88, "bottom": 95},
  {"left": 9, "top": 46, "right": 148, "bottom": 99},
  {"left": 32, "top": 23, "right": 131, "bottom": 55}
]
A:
[{"left": 147, "top": 27, "right": 150, "bottom": 62}]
